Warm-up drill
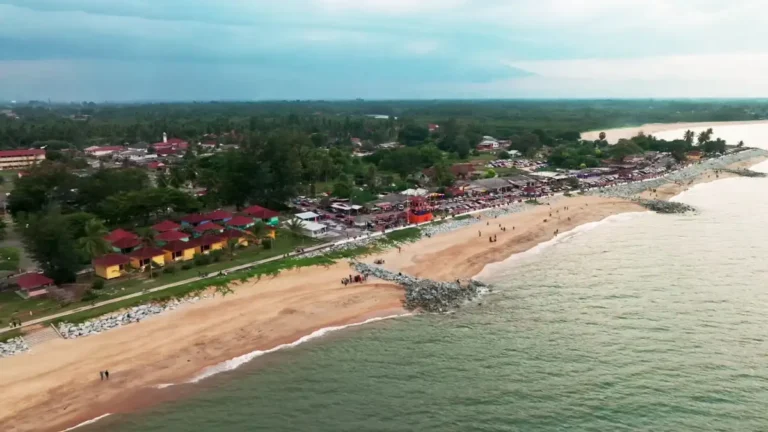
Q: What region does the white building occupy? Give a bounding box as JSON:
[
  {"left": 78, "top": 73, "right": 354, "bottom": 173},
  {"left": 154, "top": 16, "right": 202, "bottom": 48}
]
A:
[
  {"left": 299, "top": 221, "right": 328, "bottom": 238},
  {"left": 296, "top": 211, "right": 321, "bottom": 222}
]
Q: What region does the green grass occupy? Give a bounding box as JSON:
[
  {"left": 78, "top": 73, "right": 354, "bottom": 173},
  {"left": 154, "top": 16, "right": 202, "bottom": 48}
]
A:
[
  {"left": 0, "top": 247, "right": 21, "bottom": 271},
  {"left": 453, "top": 215, "right": 473, "bottom": 221},
  {"left": 494, "top": 167, "right": 526, "bottom": 177},
  {"left": 0, "top": 328, "right": 21, "bottom": 342},
  {"left": 0, "top": 290, "right": 61, "bottom": 325},
  {"left": 383, "top": 228, "right": 422, "bottom": 243}
]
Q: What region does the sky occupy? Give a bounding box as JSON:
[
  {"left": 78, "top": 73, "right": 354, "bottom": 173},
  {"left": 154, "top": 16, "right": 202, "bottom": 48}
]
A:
[{"left": 2, "top": 0, "right": 768, "bottom": 101}]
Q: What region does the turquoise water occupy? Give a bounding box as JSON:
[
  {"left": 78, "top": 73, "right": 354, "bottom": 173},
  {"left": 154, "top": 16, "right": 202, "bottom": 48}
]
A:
[{"left": 87, "top": 167, "right": 768, "bottom": 432}]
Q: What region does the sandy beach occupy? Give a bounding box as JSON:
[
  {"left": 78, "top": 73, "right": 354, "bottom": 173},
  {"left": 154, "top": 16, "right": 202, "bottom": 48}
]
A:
[
  {"left": 582, "top": 120, "right": 768, "bottom": 143},
  {"left": 1, "top": 154, "right": 765, "bottom": 431}
]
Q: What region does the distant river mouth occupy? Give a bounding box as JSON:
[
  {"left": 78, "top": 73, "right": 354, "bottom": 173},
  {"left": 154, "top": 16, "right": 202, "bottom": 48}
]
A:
[{"left": 85, "top": 160, "right": 768, "bottom": 432}]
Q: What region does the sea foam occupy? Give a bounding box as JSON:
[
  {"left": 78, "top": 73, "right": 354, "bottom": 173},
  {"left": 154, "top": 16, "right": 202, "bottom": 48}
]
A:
[
  {"left": 155, "top": 313, "right": 412, "bottom": 388},
  {"left": 476, "top": 211, "right": 650, "bottom": 280},
  {"left": 60, "top": 413, "right": 111, "bottom": 431}
]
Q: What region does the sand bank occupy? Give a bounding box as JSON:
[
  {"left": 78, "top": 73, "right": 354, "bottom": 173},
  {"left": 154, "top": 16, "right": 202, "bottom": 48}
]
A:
[{"left": 582, "top": 120, "right": 768, "bottom": 143}]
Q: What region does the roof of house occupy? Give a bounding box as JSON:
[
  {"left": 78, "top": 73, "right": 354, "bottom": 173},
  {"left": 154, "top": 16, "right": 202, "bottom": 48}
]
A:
[
  {"left": 203, "top": 209, "right": 232, "bottom": 221},
  {"left": 296, "top": 211, "right": 320, "bottom": 220},
  {"left": 156, "top": 148, "right": 177, "bottom": 156},
  {"left": 128, "top": 247, "right": 166, "bottom": 260},
  {"left": 162, "top": 239, "right": 198, "bottom": 253},
  {"left": 470, "top": 178, "right": 512, "bottom": 190},
  {"left": 181, "top": 214, "right": 208, "bottom": 224},
  {"left": 111, "top": 236, "right": 141, "bottom": 250},
  {"left": 299, "top": 221, "right": 327, "bottom": 232},
  {"left": 194, "top": 222, "right": 224, "bottom": 233},
  {"left": 86, "top": 146, "right": 124, "bottom": 153},
  {"left": 0, "top": 149, "right": 45, "bottom": 158},
  {"left": 242, "top": 205, "right": 280, "bottom": 219},
  {"left": 152, "top": 220, "right": 181, "bottom": 232},
  {"left": 93, "top": 254, "right": 131, "bottom": 268},
  {"left": 198, "top": 234, "right": 224, "bottom": 246},
  {"left": 17, "top": 273, "right": 54, "bottom": 290},
  {"left": 225, "top": 215, "right": 255, "bottom": 227},
  {"left": 220, "top": 229, "right": 247, "bottom": 239},
  {"left": 147, "top": 161, "right": 165, "bottom": 170},
  {"left": 104, "top": 228, "right": 137, "bottom": 243},
  {"left": 155, "top": 230, "right": 189, "bottom": 242}
]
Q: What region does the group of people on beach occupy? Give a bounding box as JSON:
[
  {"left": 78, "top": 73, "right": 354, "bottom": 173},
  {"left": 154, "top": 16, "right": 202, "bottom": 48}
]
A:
[
  {"left": 342, "top": 274, "right": 367, "bottom": 285},
  {"left": 99, "top": 370, "right": 110, "bottom": 381}
]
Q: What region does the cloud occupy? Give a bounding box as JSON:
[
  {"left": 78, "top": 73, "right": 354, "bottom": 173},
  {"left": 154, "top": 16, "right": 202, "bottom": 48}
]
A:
[{"left": 3, "top": 0, "right": 768, "bottom": 100}]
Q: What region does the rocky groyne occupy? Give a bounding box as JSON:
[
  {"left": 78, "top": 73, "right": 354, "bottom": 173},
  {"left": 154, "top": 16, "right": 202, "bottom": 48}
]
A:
[
  {"left": 720, "top": 168, "right": 767, "bottom": 178},
  {"left": 637, "top": 199, "right": 696, "bottom": 214},
  {"left": 58, "top": 295, "right": 211, "bottom": 339},
  {"left": 0, "top": 337, "right": 29, "bottom": 358},
  {"left": 353, "top": 262, "right": 487, "bottom": 313}
]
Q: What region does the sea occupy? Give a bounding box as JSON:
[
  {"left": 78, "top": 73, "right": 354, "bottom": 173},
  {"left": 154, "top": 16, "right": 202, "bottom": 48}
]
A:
[{"left": 83, "top": 125, "right": 768, "bottom": 432}]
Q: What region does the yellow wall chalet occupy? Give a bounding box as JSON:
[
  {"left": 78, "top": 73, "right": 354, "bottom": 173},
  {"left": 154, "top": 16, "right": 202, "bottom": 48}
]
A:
[
  {"left": 163, "top": 247, "right": 197, "bottom": 262},
  {"left": 95, "top": 264, "right": 123, "bottom": 280},
  {"left": 129, "top": 255, "right": 166, "bottom": 269}
]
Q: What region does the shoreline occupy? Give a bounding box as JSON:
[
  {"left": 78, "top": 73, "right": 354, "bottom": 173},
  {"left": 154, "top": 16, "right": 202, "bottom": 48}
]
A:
[
  {"left": 2, "top": 154, "right": 767, "bottom": 432},
  {"left": 582, "top": 120, "right": 768, "bottom": 143}
]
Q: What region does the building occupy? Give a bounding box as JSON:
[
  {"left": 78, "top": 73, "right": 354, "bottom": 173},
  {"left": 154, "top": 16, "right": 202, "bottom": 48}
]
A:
[
  {"left": 0, "top": 149, "right": 45, "bottom": 170},
  {"left": 428, "top": 124, "right": 440, "bottom": 133},
  {"left": 219, "top": 229, "right": 251, "bottom": 247},
  {"left": 85, "top": 146, "right": 125, "bottom": 157},
  {"left": 242, "top": 205, "right": 280, "bottom": 226},
  {"left": 203, "top": 209, "right": 233, "bottom": 222},
  {"left": 163, "top": 240, "right": 199, "bottom": 262},
  {"left": 155, "top": 230, "right": 190, "bottom": 244},
  {"left": 93, "top": 254, "right": 132, "bottom": 279},
  {"left": 194, "top": 221, "right": 224, "bottom": 235},
  {"left": 295, "top": 211, "right": 321, "bottom": 222},
  {"left": 16, "top": 273, "right": 54, "bottom": 298},
  {"left": 477, "top": 136, "right": 500, "bottom": 151},
  {"left": 152, "top": 220, "right": 181, "bottom": 232},
  {"left": 225, "top": 215, "right": 256, "bottom": 229},
  {"left": 686, "top": 151, "right": 703, "bottom": 161},
  {"left": 299, "top": 220, "right": 328, "bottom": 238},
  {"left": 128, "top": 247, "right": 166, "bottom": 270}
]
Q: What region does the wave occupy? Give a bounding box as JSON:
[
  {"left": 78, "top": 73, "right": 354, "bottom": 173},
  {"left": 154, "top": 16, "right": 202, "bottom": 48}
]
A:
[
  {"left": 155, "top": 313, "right": 412, "bottom": 389},
  {"left": 476, "top": 212, "right": 650, "bottom": 280},
  {"left": 60, "top": 414, "right": 111, "bottom": 431}
]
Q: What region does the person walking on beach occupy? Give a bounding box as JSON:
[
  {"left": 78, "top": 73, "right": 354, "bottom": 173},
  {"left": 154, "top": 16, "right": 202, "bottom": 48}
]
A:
[
  {"left": 100, "top": 371, "right": 104, "bottom": 381},
  {"left": 105, "top": 370, "right": 110, "bottom": 380}
]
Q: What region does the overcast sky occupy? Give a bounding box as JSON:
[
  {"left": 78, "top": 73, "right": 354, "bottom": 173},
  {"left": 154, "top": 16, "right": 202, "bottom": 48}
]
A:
[{"left": 2, "top": 0, "right": 768, "bottom": 101}]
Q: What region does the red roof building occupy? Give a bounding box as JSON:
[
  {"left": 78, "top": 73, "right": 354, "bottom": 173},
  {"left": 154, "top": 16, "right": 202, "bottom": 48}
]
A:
[
  {"left": 156, "top": 230, "right": 190, "bottom": 243},
  {"left": 128, "top": 247, "right": 166, "bottom": 260},
  {"left": 0, "top": 148, "right": 46, "bottom": 170},
  {"left": 181, "top": 214, "right": 208, "bottom": 225},
  {"left": 220, "top": 229, "right": 248, "bottom": 240},
  {"left": 163, "top": 239, "right": 200, "bottom": 253},
  {"left": 147, "top": 161, "right": 166, "bottom": 170},
  {"left": 104, "top": 228, "right": 137, "bottom": 243},
  {"left": 428, "top": 124, "right": 440, "bottom": 132},
  {"left": 156, "top": 148, "right": 177, "bottom": 157},
  {"left": 203, "top": 209, "right": 233, "bottom": 221},
  {"left": 242, "top": 205, "right": 279, "bottom": 219},
  {"left": 93, "top": 254, "right": 131, "bottom": 268},
  {"left": 152, "top": 220, "right": 181, "bottom": 232},
  {"left": 85, "top": 146, "right": 125, "bottom": 155},
  {"left": 194, "top": 222, "right": 224, "bottom": 233},
  {"left": 17, "top": 273, "right": 54, "bottom": 291},
  {"left": 111, "top": 236, "right": 141, "bottom": 250},
  {"left": 225, "top": 215, "right": 255, "bottom": 227}
]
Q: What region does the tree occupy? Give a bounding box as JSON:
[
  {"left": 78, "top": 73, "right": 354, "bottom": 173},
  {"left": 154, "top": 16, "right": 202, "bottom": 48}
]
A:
[
  {"left": 76, "top": 218, "right": 111, "bottom": 260},
  {"left": 455, "top": 136, "right": 471, "bottom": 159},
  {"left": 697, "top": 128, "right": 714, "bottom": 145},
  {"left": 0, "top": 219, "right": 6, "bottom": 241},
  {"left": 499, "top": 151, "right": 511, "bottom": 160},
  {"left": 250, "top": 221, "right": 266, "bottom": 239},
  {"left": 285, "top": 217, "right": 305, "bottom": 244},
  {"left": 136, "top": 227, "right": 157, "bottom": 279},
  {"left": 737, "top": 140, "right": 745, "bottom": 148},
  {"left": 610, "top": 140, "right": 644, "bottom": 161},
  {"left": 22, "top": 210, "right": 83, "bottom": 284},
  {"left": 598, "top": 131, "right": 606, "bottom": 141},
  {"left": 683, "top": 130, "right": 695, "bottom": 145},
  {"left": 432, "top": 161, "right": 455, "bottom": 187},
  {"left": 484, "top": 169, "right": 497, "bottom": 179},
  {"left": 226, "top": 238, "right": 239, "bottom": 260},
  {"left": 398, "top": 124, "right": 429, "bottom": 146}
]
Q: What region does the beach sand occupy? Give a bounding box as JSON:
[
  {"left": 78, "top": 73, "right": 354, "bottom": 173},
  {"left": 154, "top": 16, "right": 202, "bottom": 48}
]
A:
[
  {"left": 582, "top": 120, "right": 768, "bottom": 143},
  {"left": 1, "top": 157, "right": 765, "bottom": 431}
]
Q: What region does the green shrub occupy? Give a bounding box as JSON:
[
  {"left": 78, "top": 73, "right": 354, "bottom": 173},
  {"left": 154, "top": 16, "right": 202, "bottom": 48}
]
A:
[
  {"left": 181, "top": 263, "right": 193, "bottom": 270},
  {"left": 91, "top": 279, "right": 105, "bottom": 290},
  {"left": 262, "top": 238, "right": 273, "bottom": 250},
  {"left": 210, "top": 249, "right": 224, "bottom": 262},
  {"left": 193, "top": 253, "right": 212, "bottom": 266},
  {"left": 162, "top": 266, "right": 177, "bottom": 274},
  {"left": 81, "top": 289, "right": 99, "bottom": 302}
]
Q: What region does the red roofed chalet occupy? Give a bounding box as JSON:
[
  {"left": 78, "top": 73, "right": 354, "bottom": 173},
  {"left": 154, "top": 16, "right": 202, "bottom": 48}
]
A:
[
  {"left": 17, "top": 273, "right": 53, "bottom": 291},
  {"left": 242, "top": 205, "right": 279, "bottom": 219},
  {"left": 104, "top": 228, "right": 137, "bottom": 243},
  {"left": 152, "top": 220, "right": 181, "bottom": 232}
]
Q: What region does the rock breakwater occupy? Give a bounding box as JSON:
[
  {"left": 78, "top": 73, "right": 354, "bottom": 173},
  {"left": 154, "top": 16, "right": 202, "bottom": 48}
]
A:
[
  {"left": 0, "top": 337, "right": 29, "bottom": 358},
  {"left": 637, "top": 199, "right": 696, "bottom": 214},
  {"left": 588, "top": 149, "right": 768, "bottom": 200},
  {"left": 58, "top": 295, "right": 210, "bottom": 339},
  {"left": 353, "top": 262, "right": 487, "bottom": 313}
]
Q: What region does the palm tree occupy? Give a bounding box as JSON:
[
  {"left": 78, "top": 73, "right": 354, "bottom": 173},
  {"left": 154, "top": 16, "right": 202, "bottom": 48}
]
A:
[
  {"left": 683, "top": 130, "right": 695, "bottom": 145},
  {"left": 136, "top": 228, "right": 157, "bottom": 279},
  {"left": 598, "top": 131, "right": 606, "bottom": 141},
  {"left": 77, "top": 219, "right": 111, "bottom": 259},
  {"left": 285, "top": 217, "right": 305, "bottom": 245},
  {"left": 226, "top": 238, "right": 239, "bottom": 260}
]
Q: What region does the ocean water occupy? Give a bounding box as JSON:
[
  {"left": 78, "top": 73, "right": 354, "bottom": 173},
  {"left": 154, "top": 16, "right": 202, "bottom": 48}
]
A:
[
  {"left": 84, "top": 161, "right": 768, "bottom": 432},
  {"left": 654, "top": 122, "right": 768, "bottom": 147}
]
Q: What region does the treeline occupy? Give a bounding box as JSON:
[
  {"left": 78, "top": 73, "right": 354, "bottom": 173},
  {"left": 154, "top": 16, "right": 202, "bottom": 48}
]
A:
[{"left": 3, "top": 99, "right": 766, "bottom": 149}]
